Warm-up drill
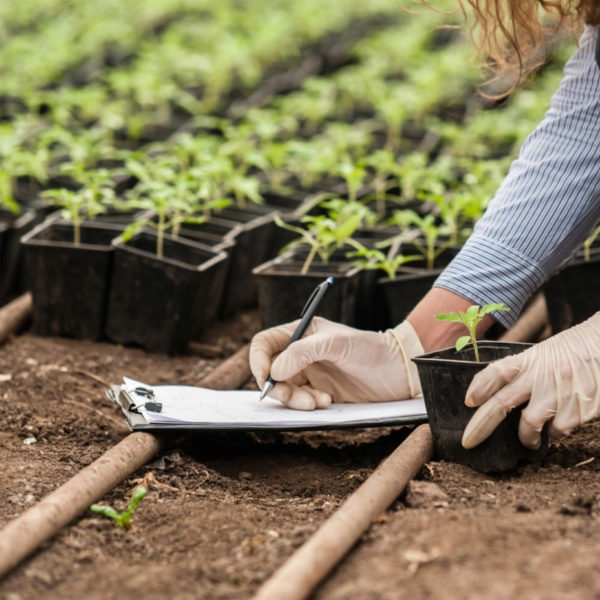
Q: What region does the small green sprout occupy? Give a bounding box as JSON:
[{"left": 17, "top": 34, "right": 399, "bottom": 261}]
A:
[
  {"left": 435, "top": 303, "right": 510, "bottom": 362},
  {"left": 90, "top": 486, "right": 147, "bottom": 530}
]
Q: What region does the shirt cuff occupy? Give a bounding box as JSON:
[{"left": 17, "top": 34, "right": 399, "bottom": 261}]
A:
[{"left": 433, "top": 233, "right": 547, "bottom": 328}]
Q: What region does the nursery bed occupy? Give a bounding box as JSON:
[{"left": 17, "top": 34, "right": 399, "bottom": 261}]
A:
[{"left": 2, "top": 315, "right": 600, "bottom": 599}]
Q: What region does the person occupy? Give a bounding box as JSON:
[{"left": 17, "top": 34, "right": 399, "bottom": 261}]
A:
[{"left": 249, "top": 0, "right": 600, "bottom": 452}]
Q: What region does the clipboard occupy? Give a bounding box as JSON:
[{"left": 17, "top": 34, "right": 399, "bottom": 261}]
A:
[{"left": 106, "top": 377, "right": 428, "bottom": 432}]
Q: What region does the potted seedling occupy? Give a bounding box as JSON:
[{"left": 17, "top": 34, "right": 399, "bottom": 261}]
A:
[
  {"left": 374, "top": 209, "right": 456, "bottom": 327},
  {"left": 21, "top": 173, "right": 124, "bottom": 339},
  {"left": 175, "top": 138, "right": 284, "bottom": 317},
  {"left": 104, "top": 163, "right": 229, "bottom": 354},
  {"left": 412, "top": 303, "right": 547, "bottom": 472},
  {"left": 252, "top": 201, "right": 369, "bottom": 328},
  {"left": 348, "top": 241, "right": 419, "bottom": 329},
  {"left": 543, "top": 221, "right": 600, "bottom": 333}
]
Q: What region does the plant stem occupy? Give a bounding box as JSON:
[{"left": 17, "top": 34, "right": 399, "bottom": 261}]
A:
[
  {"left": 301, "top": 245, "right": 318, "bottom": 275},
  {"left": 375, "top": 183, "right": 385, "bottom": 217},
  {"left": 427, "top": 245, "right": 434, "bottom": 271},
  {"left": 469, "top": 324, "right": 479, "bottom": 362},
  {"left": 156, "top": 212, "right": 165, "bottom": 258},
  {"left": 73, "top": 217, "right": 81, "bottom": 247}
]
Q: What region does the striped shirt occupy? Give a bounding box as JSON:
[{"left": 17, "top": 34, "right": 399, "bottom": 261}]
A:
[{"left": 434, "top": 24, "right": 600, "bottom": 329}]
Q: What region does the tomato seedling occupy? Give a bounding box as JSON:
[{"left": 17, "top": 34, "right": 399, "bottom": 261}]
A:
[{"left": 435, "top": 303, "right": 510, "bottom": 362}]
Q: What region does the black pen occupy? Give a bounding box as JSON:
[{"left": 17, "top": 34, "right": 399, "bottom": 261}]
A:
[{"left": 260, "top": 276, "right": 334, "bottom": 400}]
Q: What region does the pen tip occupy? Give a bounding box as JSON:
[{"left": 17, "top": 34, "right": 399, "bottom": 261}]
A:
[{"left": 326, "top": 276, "right": 334, "bottom": 284}]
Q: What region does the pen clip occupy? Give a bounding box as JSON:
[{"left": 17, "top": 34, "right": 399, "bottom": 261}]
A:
[
  {"left": 300, "top": 277, "right": 333, "bottom": 317},
  {"left": 300, "top": 283, "right": 322, "bottom": 317}
]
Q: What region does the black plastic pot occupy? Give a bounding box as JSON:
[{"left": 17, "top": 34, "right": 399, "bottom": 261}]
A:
[
  {"left": 378, "top": 266, "right": 442, "bottom": 328},
  {"left": 253, "top": 251, "right": 361, "bottom": 328},
  {"left": 21, "top": 220, "right": 124, "bottom": 339},
  {"left": 0, "top": 207, "right": 37, "bottom": 299},
  {"left": 543, "top": 250, "right": 600, "bottom": 333},
  {"left": 412, "top": 341, "right": 547, "bottom": 472},
  {"left": 0, "top": 207, "right": 40, "bottom": 304},
  {"left": 105, "top": 231, "right": 229, "bottom": 354},
  {"left": 376, "top": 246, "right": 461, "bottom": 329},
  {"left": 210, "top": 204, "right": 279, "bottom": 318}
]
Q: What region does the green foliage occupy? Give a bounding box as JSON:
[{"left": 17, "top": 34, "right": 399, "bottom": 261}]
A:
[
  {"left": 361, "top": 149, "right": 401, "bottom": 216},
  {"left": 41, "top": 170, "right": 114, "bottom": 245},
  {"left": 348, "top": 243, "right": 419, "bottom": 279},
  {"left": 0, "top": 0, "right": 576, "bottom": 269},
  {"left": 90, "top": 486, "right": 148, "bottom": 530},
  {"left": 274, "top": 200, "right": 371, "bottom": 274},
  {"left": 335, "top": 158, "right": 367, "bottom": 204},
  {"left": 435, "top": 303, "right": 510, "bottom": 362},
  {"left": 388, "top": 210, "right": 451, "bottom": 270},
  {"left": 120, "top": 155, "right": 229, "bottom": 257}
]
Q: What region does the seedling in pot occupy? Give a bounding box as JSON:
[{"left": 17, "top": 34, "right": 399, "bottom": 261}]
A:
[
  {"left": 40, "top": 171, "right": 114, "bottom": 245},
  {"left": 386, "top": 210, "right": 451, "bottom": 270},
  {"left": 348, "top": 242, "right": 419, "bottom": 279},
  {"left": 120, "top": 157, "right": 215, "bottom": 257},
  {"left": 435, "top": 303, "right": 510, "bottom": 362},
  {"left": 90, "top": 486, "right": 147, "bottom": 530},
  {"left": 274, "top": 200, "right": 369, "bottom": 274}
]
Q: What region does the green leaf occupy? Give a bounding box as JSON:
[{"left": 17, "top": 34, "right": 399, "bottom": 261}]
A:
[
  {"left": 465, "top": 305, "right": 480, "bottom": 322},
  {"left": 455, "top": 335, "right": 471, "bottom": 351},
  {"left": 435, "top": 312, "right": 463, "bottom": 323},
  {"left": 334, "top": 211, "right": 362, "bottom": 241},
  {"left": 120, "top": 220, "right": 145, "bottom": 243},
  {"left": 90, "top": 505, "right": 120, "bottom": 521},
  {"left": 127, "top": 487, "right": 147, "bottom": 513}
]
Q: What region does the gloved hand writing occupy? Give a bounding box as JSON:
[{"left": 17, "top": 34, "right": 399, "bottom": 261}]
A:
[
  {"left": 249, "top": 317, "right": 424, "bottom": 410},
  {"left": 462, "top": 312, "right": 600, "bottom": 450}
]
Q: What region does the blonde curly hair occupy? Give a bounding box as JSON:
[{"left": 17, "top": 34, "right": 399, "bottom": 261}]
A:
[{"left": 418, "top": 1, "right": 600, "bottom": 91}]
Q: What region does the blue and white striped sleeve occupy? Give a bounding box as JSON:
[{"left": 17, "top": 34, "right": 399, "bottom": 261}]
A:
[{"left": 434, "top": 24, "right": 600, "bottom": 329}]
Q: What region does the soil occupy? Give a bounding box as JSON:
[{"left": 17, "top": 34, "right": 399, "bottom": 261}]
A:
[{"left": 2, "top": 311, "right": 600, "bottom": 599}]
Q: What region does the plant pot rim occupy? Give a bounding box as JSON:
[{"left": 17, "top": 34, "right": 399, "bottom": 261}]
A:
[
  {"left": 0, "top": 206, "right": 37, "bottom": 229},
  {"left": 21, "top": 219, "right": 124, "bottom": 251},
  {"left": 177, "top": 225, "right": 236, "bottom": 252},
  {"left": 113, "top": 230, "right": 228, "bottom": 271},
  {"left": 412, "top": 340, "right": 533, "bottom": 367},
  {"left": 253, "top": 253, "right": 362, "bottom": 278},
  {"left": 378, "top": 266, "right": 445, "bottom": 283}
]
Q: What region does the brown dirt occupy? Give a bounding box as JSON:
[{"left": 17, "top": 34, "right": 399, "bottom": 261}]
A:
[{"left": 2, "top": 311, "right": 600, "bottom": 599}]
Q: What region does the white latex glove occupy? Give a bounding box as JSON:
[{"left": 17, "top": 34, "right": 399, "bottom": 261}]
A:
[
  {"left": 462, "top": 312, "right": 600, "bottom": 450},
  {"left": 249, "top": 317, "right": 424, "bottom": 410}
]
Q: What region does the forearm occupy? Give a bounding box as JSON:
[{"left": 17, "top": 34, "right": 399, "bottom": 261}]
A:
[
  {"left": 407, "top": 287, "right": 494, "bottom": 352},
  {"left": 434, "top": 24, "right": 600, "bottom": 328}
]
